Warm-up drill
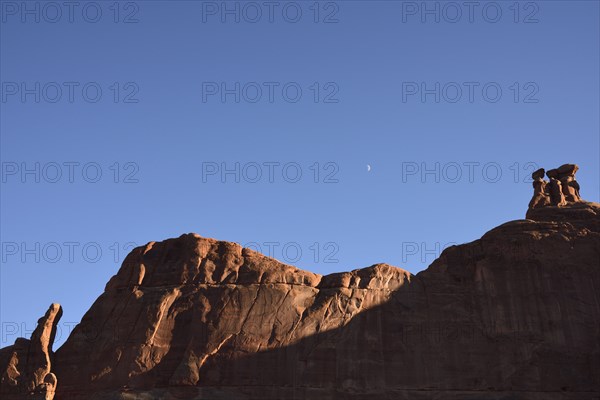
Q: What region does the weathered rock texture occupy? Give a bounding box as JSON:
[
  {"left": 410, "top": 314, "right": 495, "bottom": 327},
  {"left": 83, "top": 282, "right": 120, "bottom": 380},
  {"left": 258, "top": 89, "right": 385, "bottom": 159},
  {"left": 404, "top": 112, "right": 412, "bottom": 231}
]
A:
[
  {"left": 0, "top": 303, "right": 62, "bottom": 400},
  {"left": 528, "top": 164, "right": 582, "bottom": 209},
  {"left": 3, "top": 189, "right": 600, "bottom": 399},
  {"left": 53, "top": 239, "right": 413, "bottom": 399},
  {"left": 49, "top": 202, "right": 600, "bottom": 399}
]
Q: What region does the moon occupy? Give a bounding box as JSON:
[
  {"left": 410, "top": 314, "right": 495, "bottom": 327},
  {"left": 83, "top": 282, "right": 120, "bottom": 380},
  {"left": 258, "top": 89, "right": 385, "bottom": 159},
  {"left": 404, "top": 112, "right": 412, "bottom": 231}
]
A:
[{"left": 367, "top": 164, "right": 371, "bottom": 172}]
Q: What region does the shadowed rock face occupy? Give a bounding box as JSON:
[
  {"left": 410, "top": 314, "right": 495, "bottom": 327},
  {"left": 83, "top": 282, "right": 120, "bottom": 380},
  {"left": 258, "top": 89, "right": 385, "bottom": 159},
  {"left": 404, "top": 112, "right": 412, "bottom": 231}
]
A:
[
  {"left": 53, "top": 237, "right": 412, "bottom": 398},
  {"left": 48, "top": 202, "right": 599, "bottom": 400},
  {"left": 3, "top": 202, "right": 600, "bottom": 400}
]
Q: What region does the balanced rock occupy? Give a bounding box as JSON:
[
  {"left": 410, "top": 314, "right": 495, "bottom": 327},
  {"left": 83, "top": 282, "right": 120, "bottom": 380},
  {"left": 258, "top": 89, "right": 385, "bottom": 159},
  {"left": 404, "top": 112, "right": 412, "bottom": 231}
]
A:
[
  {"left": 557, "top": 164, "right": 581, "bottom": 202},
  {"left": 528, "top": 163, "right": 582, "bottom": 210}
]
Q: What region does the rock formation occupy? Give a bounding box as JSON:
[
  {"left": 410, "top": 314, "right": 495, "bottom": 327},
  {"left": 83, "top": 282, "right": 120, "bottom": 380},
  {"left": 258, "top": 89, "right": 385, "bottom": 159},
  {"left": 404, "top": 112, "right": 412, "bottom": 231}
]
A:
[
  {"left": 0, "top": 303, "right": 62, "bottom": 400},
  {"left": 548, "top": 177, "right": 567, "bottom": 206},
  {"left": 556, "top": 163, "right": 581, "bottom": 202},
  {"left": 528, "top": 168, "right": 551, "bottom": 209},
  {"left": 54, "top": 202, "right": 600, "bottom": 399},
  {"left": 529, "top": 164, "right": 582, "bottom": 210},
  {"left": 1, "top": 165, "right": 599, "bottom": 400}
]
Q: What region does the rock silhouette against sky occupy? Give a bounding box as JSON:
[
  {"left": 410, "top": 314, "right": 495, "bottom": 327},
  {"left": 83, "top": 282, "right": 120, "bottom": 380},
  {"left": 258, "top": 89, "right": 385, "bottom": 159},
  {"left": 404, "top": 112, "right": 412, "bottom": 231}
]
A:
[{"left": 2, "top": 165, "right": 599, "bottom": 400}]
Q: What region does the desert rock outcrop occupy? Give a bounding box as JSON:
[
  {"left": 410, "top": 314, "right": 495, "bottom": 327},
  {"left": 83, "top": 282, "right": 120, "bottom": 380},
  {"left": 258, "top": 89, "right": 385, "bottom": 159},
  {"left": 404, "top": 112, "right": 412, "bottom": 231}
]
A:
[
  {"left": 2, "top": 165, "right": 599, "bottom": 400},
  {"left": 0, "top": 303, "right": 62, "bottom": 400},
  {"left": 529, "top": 163, "right": 582, "bottom": 209},
  {"left": 51, "top": 204, "right": 600, "bottom": 399}
]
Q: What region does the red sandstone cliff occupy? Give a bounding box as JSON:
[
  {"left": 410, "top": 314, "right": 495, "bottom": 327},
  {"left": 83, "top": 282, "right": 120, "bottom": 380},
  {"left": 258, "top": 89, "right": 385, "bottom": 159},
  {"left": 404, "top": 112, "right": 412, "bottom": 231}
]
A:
[{"left": 2, "top": 201, "right": 599, "bottom": 400}]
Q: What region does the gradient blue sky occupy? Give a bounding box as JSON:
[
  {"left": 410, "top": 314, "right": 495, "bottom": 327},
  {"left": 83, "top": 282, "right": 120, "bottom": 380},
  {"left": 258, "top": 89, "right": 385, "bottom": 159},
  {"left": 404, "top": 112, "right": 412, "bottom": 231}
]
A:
[{"left": 1, "top": 0, "right": 599, "bottom": 349}]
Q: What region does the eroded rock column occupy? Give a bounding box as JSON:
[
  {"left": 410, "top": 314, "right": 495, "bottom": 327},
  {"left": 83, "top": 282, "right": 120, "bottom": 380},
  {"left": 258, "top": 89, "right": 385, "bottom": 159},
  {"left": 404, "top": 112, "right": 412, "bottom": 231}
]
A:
[{"left": 0, "top": 304, "right": 62, "bottom": 400}]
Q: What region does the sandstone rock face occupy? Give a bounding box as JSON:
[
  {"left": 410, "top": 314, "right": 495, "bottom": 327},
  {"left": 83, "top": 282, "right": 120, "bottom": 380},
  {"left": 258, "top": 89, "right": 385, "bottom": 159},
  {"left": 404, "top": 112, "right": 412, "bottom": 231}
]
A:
[
  {"left": 46, "top": 202, "right": 600, "bottom": 400},
  {"left": 528, "top": 168, "right": 551, "bottom": 209},
  {"left": 54, "top": 237, "right": 411, "bottom": 398},
  {"left": 529, "top": 164, "right": 582, "bottom": 209},
  {"left": 2, "top": 176, "right": 599, "bottom": 400},
  {"left": 0, "top": 303, "right": 63, "bottom": 400}
]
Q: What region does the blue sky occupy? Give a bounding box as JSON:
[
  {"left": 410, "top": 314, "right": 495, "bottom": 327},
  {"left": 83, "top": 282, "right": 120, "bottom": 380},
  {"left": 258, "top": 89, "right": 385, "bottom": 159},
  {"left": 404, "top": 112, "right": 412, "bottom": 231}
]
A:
[{"left": 1, "top": 0, "right": 599, "bottom": 349}]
